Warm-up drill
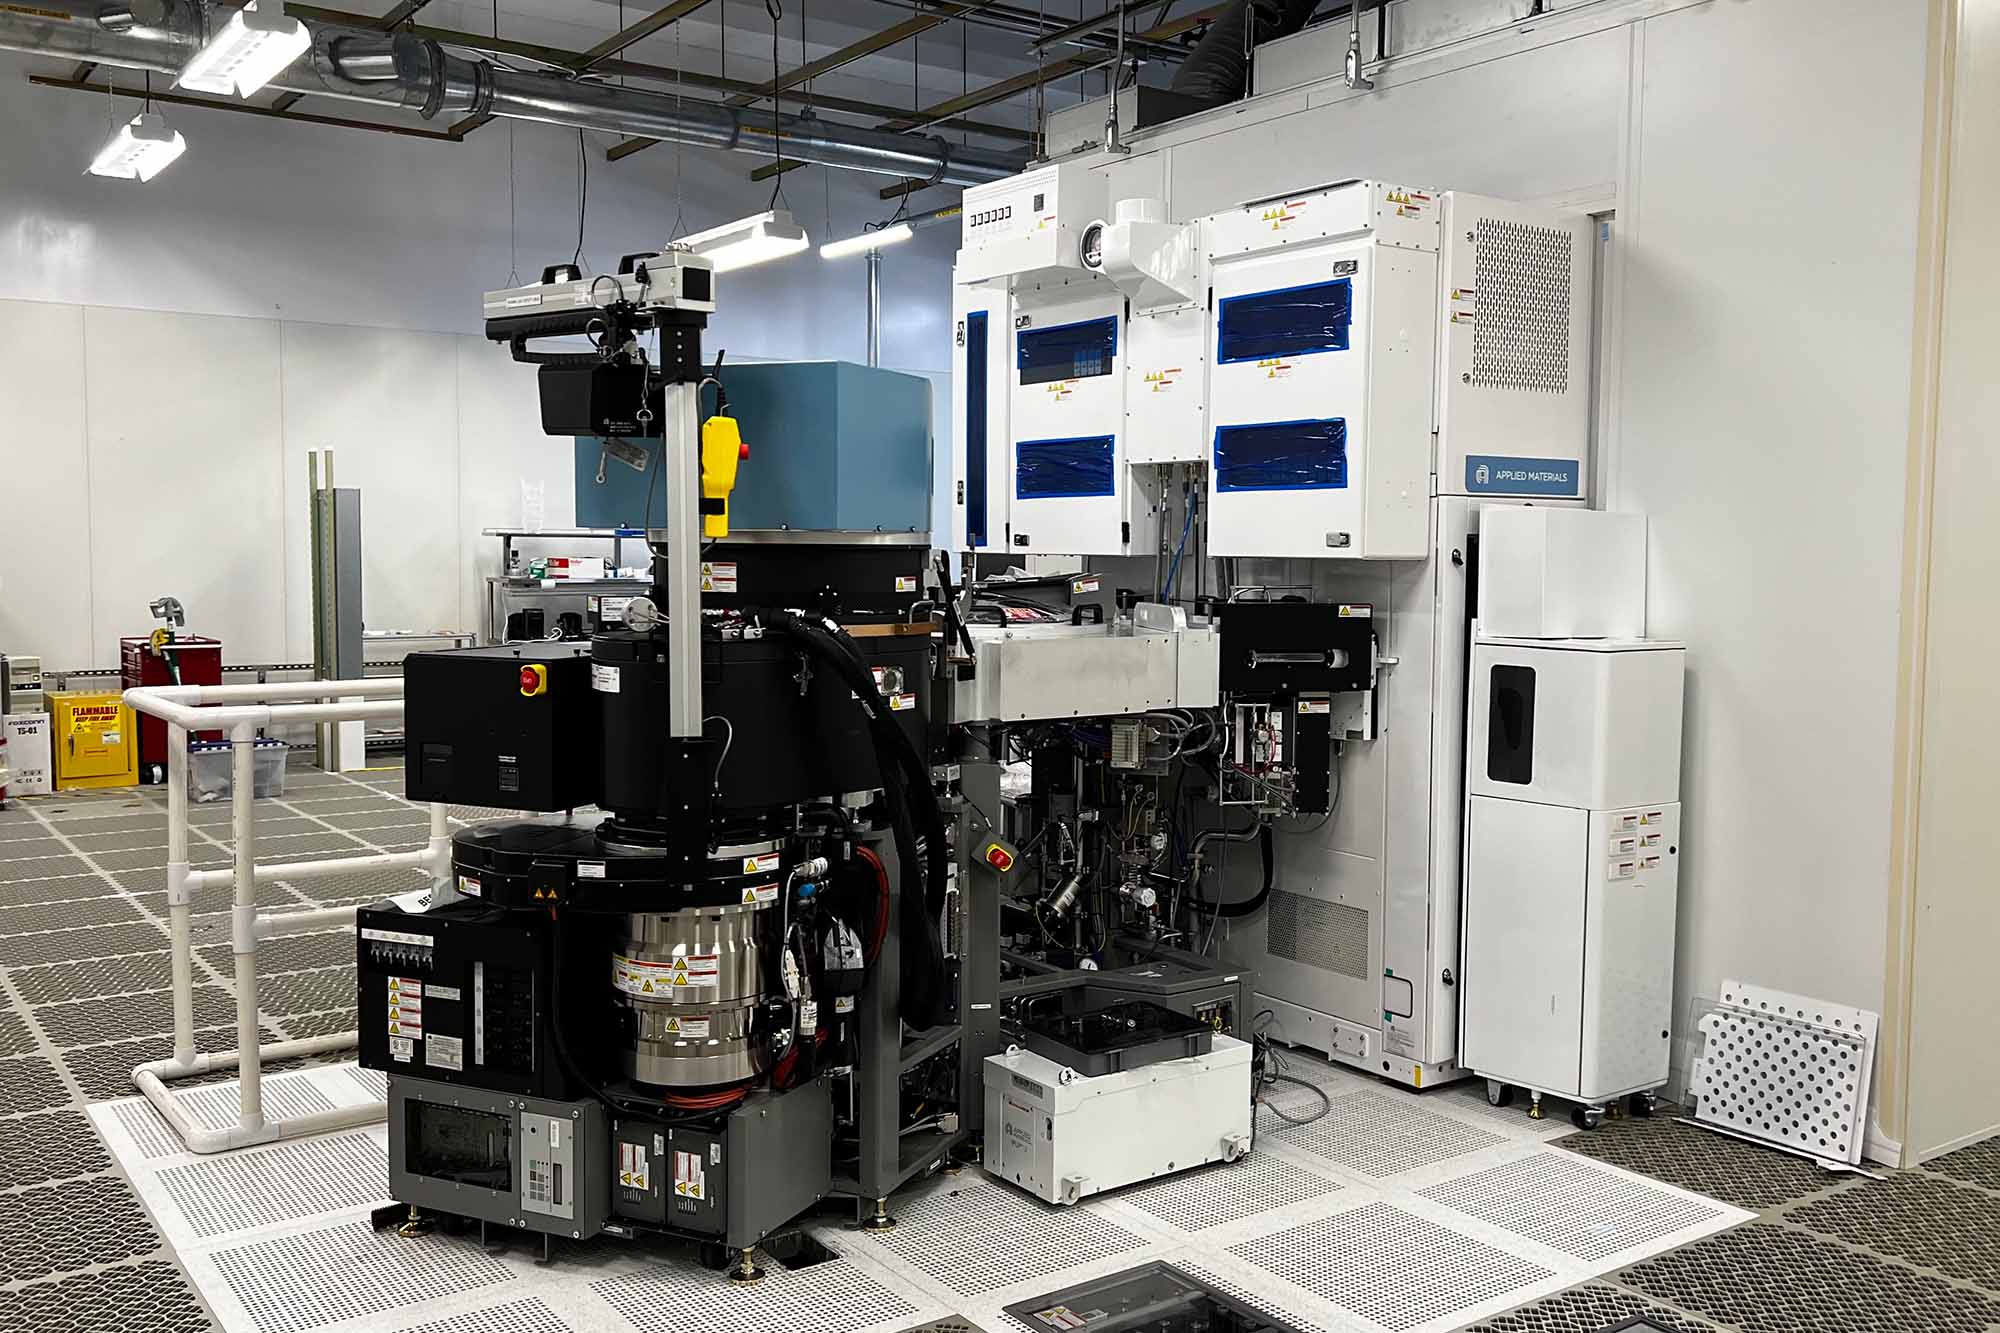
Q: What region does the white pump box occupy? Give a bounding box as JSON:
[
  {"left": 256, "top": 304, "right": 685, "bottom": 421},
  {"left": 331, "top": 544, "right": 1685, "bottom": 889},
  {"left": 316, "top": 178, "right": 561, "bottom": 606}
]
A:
[{"left": 1478, "top": 507, "right": 1647, "bottom": 639}]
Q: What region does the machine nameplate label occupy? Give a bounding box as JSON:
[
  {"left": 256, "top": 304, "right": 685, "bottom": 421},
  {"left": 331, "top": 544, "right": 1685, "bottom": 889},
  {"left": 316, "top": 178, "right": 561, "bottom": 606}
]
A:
[
  {"left": 578, "top": 862, "right": 606, "bottom": 879},
  {"left": 1464, "top": 455, "right": 1580, "bottom": 496},
  {"left": 427, "top": 985, "right": 462, "bottom": 1001},
  {"left": 591, "top": 663, "right": 621, "bottom": 693},
  {"left": 426, "top": 1033, "right": 464, "bottom": 1071}
]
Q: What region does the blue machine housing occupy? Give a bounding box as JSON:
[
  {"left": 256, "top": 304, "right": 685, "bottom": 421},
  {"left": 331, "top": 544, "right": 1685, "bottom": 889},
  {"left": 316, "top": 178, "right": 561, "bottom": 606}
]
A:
[{"left": 574, "top": 360, "right": 933, "bottom": 533}]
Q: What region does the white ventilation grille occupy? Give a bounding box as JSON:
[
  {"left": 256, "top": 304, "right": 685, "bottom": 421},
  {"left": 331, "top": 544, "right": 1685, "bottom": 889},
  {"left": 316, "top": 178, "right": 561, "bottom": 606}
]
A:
[
  {"left": 158, "top": 1132, "right": 388, "bottom": 1238},
  {"left": 396, "top": 1298, "right": 571, "bottom": 1332},
  {"left": 210, "top": 1222, "right": 511, "bottom": 1332},
  {"left": 1109, "top": 1155, "right": 1341, "bottom": 1232},
  {"left": 869, "top": 1182, "right": 1148, "bottom": 1298},
  {"left": 1266, "top": 892, "right": 1369, "bottom": 981},
  {"left": 347, "top": 1064, "right": 390, "bottom": 1101},
  {"left": 1271, "top": 1091, "right": 1505, "bottom": 1177},
  {"left": 1420, "top": 1151, "right": 1724, "bottom": 1262},
  {"left": 1231, "top": 1202, "right": 1552, "bottom": 1331},
  {"left": 111, "top": 1102, "right": 185, "bottom": 1161},
  {"left": 1690, "top": 979, "right": 1879, "bottom": 1166},
  {"left": 594, "top": 1257, "right": 916, "bottom": 1333},
  {"left": 1471, "top": 218, "right": 1573, "bottom": 393}
]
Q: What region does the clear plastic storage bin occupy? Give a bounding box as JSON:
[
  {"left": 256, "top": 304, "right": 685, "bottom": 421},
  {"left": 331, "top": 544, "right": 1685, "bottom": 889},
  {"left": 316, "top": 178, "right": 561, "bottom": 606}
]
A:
[{"left": 188, "top": 738, "right": 289, "bottom": 803}]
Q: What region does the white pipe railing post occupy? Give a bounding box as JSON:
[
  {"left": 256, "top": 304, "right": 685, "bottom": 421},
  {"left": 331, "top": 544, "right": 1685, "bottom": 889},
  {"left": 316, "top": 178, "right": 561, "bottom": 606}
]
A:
[{"left": 124, "top": 677, "right": 450, "bottom": 1154}]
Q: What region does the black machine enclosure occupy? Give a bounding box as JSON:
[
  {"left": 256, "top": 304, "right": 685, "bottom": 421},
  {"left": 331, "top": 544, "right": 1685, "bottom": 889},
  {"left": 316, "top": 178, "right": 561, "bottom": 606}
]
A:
[
  {"left": 1215, "top": 601, "right": 1375, "bottom": 697},
  {"left": 403, "top": 644, "right": 599, "bottom": 811}
]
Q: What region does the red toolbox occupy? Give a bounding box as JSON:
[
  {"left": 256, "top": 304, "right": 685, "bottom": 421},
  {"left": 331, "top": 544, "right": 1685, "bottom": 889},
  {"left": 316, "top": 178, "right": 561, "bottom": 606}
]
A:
[{"left": 120, "top": 635, "right": 223, "bottom": 783}]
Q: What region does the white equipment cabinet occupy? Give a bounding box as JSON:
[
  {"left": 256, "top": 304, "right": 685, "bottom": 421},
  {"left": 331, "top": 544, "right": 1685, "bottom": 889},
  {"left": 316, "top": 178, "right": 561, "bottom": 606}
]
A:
[
  {"left": 983, "top": 1035, "right": 1253, "bottom": 1205},
  {"left": 1461, "top": 636, "right": 1686, "bottom": 1129}
]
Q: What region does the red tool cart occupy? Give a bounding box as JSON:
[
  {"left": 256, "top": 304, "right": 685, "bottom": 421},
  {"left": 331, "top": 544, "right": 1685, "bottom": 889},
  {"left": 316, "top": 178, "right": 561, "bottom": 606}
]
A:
[{"left": 120, "top": 634, "right": 223, "bottom": 783}]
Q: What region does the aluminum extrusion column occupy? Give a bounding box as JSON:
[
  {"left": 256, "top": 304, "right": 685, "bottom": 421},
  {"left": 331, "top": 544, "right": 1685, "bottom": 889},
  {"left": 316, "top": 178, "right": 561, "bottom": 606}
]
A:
[{"left": 661, "top": 380, "right": 702, "bottom": 737}]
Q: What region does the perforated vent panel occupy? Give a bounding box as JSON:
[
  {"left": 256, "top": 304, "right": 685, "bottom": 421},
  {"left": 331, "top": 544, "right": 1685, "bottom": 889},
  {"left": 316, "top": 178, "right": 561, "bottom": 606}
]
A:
[
  {"left": 1421, "top": 1151, "right": 1724, "bottom": 1262},
  {"left": 1272, "top": 1091, "right": 1505, "bottom": 1177},
  {"left": 398, "top": 1297, "right": 572, "bottom": 1332},
  {"left": 1232, "top": 1202, "right": 1552, "bottom": 1331},
  {"left": 157, "top": 1131, "right": 387, "bottom": 1238},
  {"left": 1691, "top": 981, "right": 1877, "bottom": 1165},
  {"left": 209, "top": 1222, "right": 511, "bottom": 1332},
  {"left": 594, "top": 1256, "right": 916, "bottom": 1333},
  {"left": 1471, "top": 218, "right": 1573, "bottom": 393},
  {"left": 869, "top": 1181, "right": 1148, "bottom": 1298},
  {"left": 1266, "top": 891, "right": 1369, "bottom": 980},
  {"left": 1109, "top": 1154, "right": 1341, "bottom": 1232}
]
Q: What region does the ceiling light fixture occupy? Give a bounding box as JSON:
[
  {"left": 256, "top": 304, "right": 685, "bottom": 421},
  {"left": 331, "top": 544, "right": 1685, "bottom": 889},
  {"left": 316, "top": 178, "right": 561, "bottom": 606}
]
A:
[
  {"left": 178, "top": 0, "right": 311, "bottom": 98},
  {"left": 681, "top": 209, "right": 810, "bottom": 273},
  {"left": 819, "top": 222, "right": 915, "bottom": 260},
  {"left": 87, "top": 111, "right": 187, "bottom": 181}
]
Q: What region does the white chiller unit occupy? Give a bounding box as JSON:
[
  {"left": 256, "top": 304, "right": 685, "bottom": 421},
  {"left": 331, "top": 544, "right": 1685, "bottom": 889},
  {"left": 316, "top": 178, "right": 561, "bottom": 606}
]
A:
[{"left": 1461, "top": 636, "right": 1686, "bottom": 1127}]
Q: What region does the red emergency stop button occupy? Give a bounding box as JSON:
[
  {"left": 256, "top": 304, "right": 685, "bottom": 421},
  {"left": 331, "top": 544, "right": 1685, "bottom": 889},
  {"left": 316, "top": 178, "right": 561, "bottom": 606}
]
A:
[
  {"left": 983, "top": 843, "right": 1014, "bottom": 872},
  {"left": 739, "top": 441, "right": 750, "bottom": 460},
  {"left": 519, "top": 664, "right": 548, "bottom": 697}
]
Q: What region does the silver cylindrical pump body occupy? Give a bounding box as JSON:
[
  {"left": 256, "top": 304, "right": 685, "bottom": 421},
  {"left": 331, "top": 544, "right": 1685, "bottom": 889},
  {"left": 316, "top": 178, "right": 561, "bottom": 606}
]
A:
[{"left": 613, "top": 901, "right": 772, "bottom": 1087}]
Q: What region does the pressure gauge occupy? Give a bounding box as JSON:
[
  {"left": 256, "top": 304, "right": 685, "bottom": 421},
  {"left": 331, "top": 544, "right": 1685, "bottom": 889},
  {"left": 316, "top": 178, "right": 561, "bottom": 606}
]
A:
[{"left": 1079, "top": 221, "right": 1105, "bottom": 271}]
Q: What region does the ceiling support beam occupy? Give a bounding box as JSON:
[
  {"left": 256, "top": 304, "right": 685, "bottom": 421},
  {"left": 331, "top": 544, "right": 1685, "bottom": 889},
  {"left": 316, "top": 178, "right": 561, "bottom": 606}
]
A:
[
  {"left": 572, "top": 0, "right": 714, "bottom": 70},
  {"left": 30, "top": 72, "right": 460, "bottom": 140}
]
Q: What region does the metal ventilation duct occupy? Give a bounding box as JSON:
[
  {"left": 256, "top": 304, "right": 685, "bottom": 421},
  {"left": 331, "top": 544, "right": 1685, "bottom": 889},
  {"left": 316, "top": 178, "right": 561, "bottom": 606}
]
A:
[{"left": 0, "top": 0, "right": 1026, "bottom": 185}]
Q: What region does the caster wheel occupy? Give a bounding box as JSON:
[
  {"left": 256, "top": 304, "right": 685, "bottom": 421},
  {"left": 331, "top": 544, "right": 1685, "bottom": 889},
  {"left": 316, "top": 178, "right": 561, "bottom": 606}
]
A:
[
  {"left": 1485, "top": 1080, "right": 1515, "bottom": 1108},
  {"left": 1571, "top": 1106, "right": 1604, "bottom": 1131},
  {"left": 1629, "top": 1092, "right": 1657, "bottom": 1118}
]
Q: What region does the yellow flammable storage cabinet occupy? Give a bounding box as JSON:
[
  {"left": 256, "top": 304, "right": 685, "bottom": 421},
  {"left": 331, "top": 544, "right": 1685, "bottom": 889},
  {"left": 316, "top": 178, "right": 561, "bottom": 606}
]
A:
[{"left": 51, "top": 691, "right": 138, "bottom": 790}]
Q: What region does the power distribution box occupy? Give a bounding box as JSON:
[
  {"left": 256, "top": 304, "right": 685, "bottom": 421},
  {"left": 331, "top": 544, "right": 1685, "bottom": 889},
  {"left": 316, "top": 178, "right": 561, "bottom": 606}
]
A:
[{"left": 403, "top": 644, "right": 598, "bottom": 811}]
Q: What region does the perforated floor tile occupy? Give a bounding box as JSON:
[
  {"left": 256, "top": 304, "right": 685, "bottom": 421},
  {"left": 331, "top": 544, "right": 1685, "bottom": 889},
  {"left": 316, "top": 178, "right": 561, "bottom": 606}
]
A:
[
  {"left": 158, "top": 1131, "right": 388, "bottom": 1239},
  {"left": 1466, "top": 1281, "right": 1718, "bottom": 1332},
  {"left": 870, "top": 1180, "right": 1150, "bottom": 1298},
  {"left": 1103, "top": 1152, "right": 1342, "bottom": 1232},
  {"left": 209, "top": 1222, "right": 512, "bottom": 1332},
  {"left": 348, "top": 1064, "right": 388, "bottom": 1100},
  {"left": 1788, "top": 1172, "right": 2000, "bottom": 1292},
  {"left": 596, "top": 1254, "right": 919, "bottom": 1333},
  {"left": 0, "top": 1258, "right": 211, "bottom": 1332},
  {"left": 107, "top": 1073, "right": 338, "bottom": 1161},
  {"left": 396, "top": 1297, "right": 573, "bottom": 1332},
  {"left": 0, "top": 835, "right": 66, "bottom": 858},
  {"left": 62, "top": 1025, "right": 285, "bottom": 1100},
  {"left": 0, "top": 1108, "right": 111, "bottom": 1186},
  {"left": 1925, "top": 1135, "right": 2000, "bottom": 1194},
  {"left": 0, "top": 918, "right": 167, "bottom": 967},
  {"left": 35, "top": 813, "right": 164, "bottom": 835},
  {"left": 1557, "top": 1114, "right": 1843, "bottom": 1210},
  {"left": 1270, "top": 1090, "right": 1507, "bottom": 1178},
  {"left": 0, "top": 851, "right": 91, "bottom": 883},
  {"left": 1622, "top": 1220, "right": 2000, "bottom": 1332},
  {"left": 11, "top": 949, "right": 178, "bottom": 1002},
  {"left": 0, "top": 1053, "right": 76, "bottom": 1113},
  {"left": 0, "top": 872, "right": 123, "bottom": 907},
  {"left": 86, "top": 846, "right": 185, "bottom": 874},
  {"left": 1420, "top": 1151, "right": 1727, "bottom": 1263},
  {"left": 1231, "top": 1201, "right": 1553, "bottom": 1332},
  {"left": 199, "top": 929, "right": 353, "bottom": 977},
  {"left": 67, "top": 827, "right": 176, "bottom": 853},
  {"left": 256, "top": 966, "right": 358, "bottom": 1017},
  {"left": 0, "top": 1175, "right": 163, "bottom": 1280},
  {"left": 0, "top": 1007, "right": 35, "bottom": 1056},
  {"left": 0, "top": 892, "right": 148, "bottom": 935}
]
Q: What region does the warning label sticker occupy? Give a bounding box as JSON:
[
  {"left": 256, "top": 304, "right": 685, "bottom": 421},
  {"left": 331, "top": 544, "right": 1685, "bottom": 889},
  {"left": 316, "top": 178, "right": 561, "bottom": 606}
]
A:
[
  {"left": 387, "top": 978, "right": 423, "bottom": 1038},
  {"left": 660, "top": 1014, "right": 711, "bottom": 1039},
  {"left": 894, "top": 575, "right": 919, "bottom": 593},
  {"left": 389, "top": 1036, "right": 415, "bottom": 1063},
  {"left": 700, "top": 561, "right": 739, "bottom": 593},
  {"left": 742, "top": 852, "right": 781, "bottom": 875},
  {"left": 619, "top": 1142, "right": 651, "bottom": 1191},
  {"left": 673, "top": 1149, "right": 706, "bottom": 1199},
  {"left": 741, "top": 882, "right": 779, "bottom": 906},
  {"left": 612, "top": 954, "right": 721, "bottom": 996}
]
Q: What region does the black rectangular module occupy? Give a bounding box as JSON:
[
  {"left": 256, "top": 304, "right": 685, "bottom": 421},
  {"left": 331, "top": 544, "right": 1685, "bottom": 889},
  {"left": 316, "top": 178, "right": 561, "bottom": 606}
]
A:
[
  {"left": 403, "top": 644, "right": 598, "bottom": 811},
  {"left": 538, "top": 362, "right": 665, "bottom": 438},
  {"left": 1014, "top": 997, "right": 1216, "bottom": 1076},
  {"left": 356, "top": 900, "right": 609, "bottom": 1100},
  {"left": 1216, "top": 601, "right": 1375, "bottom": 697},
  {"left": 1289, "top": 697, "right": 1334, "bottom": 815},
  {"left": 1007, "top": 1261, "right": 1309, "bottom": 1332}
]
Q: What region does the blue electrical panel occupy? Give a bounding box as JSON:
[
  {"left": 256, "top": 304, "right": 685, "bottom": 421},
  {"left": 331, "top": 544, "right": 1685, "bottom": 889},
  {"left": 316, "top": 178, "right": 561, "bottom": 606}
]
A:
[{"left": 573, "top": 361, "right": 933, "bottom": 535}]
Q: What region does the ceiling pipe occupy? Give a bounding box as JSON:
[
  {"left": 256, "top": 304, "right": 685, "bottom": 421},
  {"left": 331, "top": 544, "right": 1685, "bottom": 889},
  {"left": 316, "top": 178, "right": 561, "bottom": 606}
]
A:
[{"left": 0, "top": 0, "right": 1025, "bottom": 185}]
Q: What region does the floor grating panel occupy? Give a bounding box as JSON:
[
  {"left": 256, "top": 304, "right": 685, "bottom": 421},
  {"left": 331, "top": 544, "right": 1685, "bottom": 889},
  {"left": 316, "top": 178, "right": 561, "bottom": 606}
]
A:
[
  {"left": 595, "top": 1255, "right": 919, "bottom": 1333},
  {"left": 1557, "top": 1112, "right": 1844, "bottom": 1210},
  {"left": 1467, "top": 1281, "right": 1719, "bottom": 1332},
  {"left": 1104, "top": 1152, "right": 1342, "bottom": 1232},
  {"left": 1420, "top": 1150, "right": 1726, "bottom": 1262},
  {"left": 1787, "top": 1172, "right": 2000, "bottom": 1293},
  {"left": 208, "top": 1221, "right": 513, "bottom": 1332},
  {"left": 1269, "top": 1089, "right": 1507, "bottom": 1177},
  {"left": 1231, "top": 1201, "right": 1554, "bottom": 1331},
  {"left": 868, "top": 1180, "right": 1150, "bottom": 1299}
]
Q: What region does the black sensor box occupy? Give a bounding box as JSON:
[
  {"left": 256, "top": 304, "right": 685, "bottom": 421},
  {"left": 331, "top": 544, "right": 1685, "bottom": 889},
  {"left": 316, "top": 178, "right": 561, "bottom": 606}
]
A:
[{"left": 403, "top": 644, "right": 599, "bottom": 811}]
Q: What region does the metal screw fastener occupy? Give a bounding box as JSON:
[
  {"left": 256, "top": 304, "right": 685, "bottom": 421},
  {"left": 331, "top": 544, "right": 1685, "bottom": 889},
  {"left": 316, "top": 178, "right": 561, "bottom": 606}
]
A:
[{"left": 1462, "top": 372, "right": 1471, "bottom": 383}]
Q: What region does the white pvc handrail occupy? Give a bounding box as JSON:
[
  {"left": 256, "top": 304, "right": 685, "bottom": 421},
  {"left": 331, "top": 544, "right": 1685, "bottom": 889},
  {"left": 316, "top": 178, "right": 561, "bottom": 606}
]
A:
[{"left": 124, "top": 680, "right": 449, "bottom": 1154}]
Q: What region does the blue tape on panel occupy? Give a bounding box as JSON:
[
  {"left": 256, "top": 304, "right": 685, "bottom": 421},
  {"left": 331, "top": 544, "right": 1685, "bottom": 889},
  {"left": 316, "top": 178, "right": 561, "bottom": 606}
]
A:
[
  {"left": 1214, "top": 418, "right": 1347, "bottom": 492},
  {"left": 1464, "top": 455, "right": 1580, "bottom": 496},
  {"left": 1017, "top": 435, "right": 1115, "bottom": 499},
  {"left": 1217, "top": 279, "right": 1352, "bottom": 364}
]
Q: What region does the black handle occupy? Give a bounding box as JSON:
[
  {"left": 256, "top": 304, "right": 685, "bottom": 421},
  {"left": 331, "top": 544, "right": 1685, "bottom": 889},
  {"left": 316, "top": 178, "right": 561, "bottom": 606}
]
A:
[{"left": 1071, "top": 604, "right": 1105, "bottom": 626}]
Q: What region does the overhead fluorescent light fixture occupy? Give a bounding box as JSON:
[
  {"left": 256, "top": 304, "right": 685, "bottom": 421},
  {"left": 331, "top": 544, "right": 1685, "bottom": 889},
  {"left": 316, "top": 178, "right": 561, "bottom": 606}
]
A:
[
  {"left": 682, "top": 209, "right": 809, "bottom": 273},
  {"left": 819, "top": 222, "right": 915, "bottom": 260},
  {"left": 178, "top": 0, "right": 311, "bottom": 97},
  {"left": 87, "top": 111, "right": 187, "bottom": 182}
]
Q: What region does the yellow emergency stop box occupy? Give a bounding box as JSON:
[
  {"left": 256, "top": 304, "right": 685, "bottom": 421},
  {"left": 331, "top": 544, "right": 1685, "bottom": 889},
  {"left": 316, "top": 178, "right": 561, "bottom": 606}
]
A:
[{"left": 51, "top": 691, "right": 138, "bottom": 790}]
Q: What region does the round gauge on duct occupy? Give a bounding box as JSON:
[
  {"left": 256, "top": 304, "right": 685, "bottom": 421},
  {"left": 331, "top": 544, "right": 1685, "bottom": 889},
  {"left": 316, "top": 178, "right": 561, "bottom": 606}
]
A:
[{"left": 1079, "top": 221, "right": 1105, "bottom": 271}]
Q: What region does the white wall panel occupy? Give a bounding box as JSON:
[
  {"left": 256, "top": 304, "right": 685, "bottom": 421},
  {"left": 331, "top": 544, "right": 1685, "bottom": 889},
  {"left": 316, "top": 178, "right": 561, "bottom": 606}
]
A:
[
  {"left": 453, "top": 337, "right": 578, "bottom": 640},
  {"left": 82, "top": 307, "right": 286, "bottom": 667},
  {"left": 1161, "top": 25, "right": 1627, "bottom": 221},
  {"left": 0, "top": 299, "right": 91, "bottom": 671},
  {"left": 1611, "top": 0, "right": 1926, "bottom": 1027},
  {"left": 277, "top": 322, "right": 463, "bottom": 662}
]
